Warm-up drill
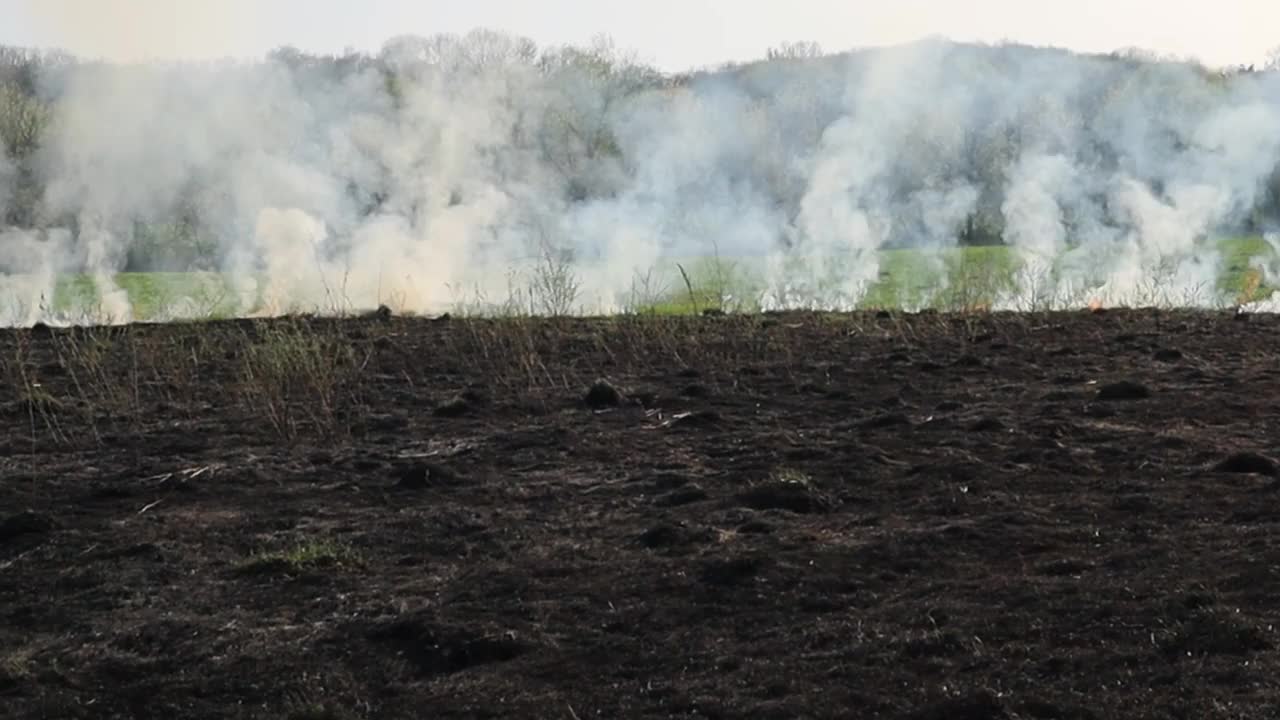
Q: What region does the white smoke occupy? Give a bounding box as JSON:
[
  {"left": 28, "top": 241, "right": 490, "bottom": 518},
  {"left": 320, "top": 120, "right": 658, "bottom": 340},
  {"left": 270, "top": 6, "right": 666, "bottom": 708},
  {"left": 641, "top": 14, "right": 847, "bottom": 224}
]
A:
[
  {"left": 0, "top": 148, "right": 12, "bottom": 213},
  {"left": 0, "top": 227, "right": 66, "bottom": 325},
  {"left": 2, "top": 33, "right": 1280, "bottom": 324}
]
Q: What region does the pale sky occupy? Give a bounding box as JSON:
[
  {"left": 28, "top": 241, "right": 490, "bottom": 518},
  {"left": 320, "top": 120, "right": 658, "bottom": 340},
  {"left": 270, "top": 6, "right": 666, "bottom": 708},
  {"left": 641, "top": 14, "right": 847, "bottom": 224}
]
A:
[{"left": 0, "top": 0, "right": 1273, "bottom": 71}]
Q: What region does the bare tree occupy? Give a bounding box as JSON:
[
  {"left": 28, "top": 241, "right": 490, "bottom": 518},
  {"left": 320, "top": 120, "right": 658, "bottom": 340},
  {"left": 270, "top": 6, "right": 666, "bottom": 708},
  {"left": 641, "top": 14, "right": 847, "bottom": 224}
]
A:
[
  {"left": 1266, "top": 46, "right": 1280, "bottom": 72},
  {"left": 380, "top": 30, "right": 538, "bottom": 75},
  {"left": 766, "top": 41, "right": 823, "bottom": 62},
  {"left": 0, "top": 82, "right": 49, "bottom": 160},
  {"left": 536, "top": 35, "right": 659, "bottom": 200}
]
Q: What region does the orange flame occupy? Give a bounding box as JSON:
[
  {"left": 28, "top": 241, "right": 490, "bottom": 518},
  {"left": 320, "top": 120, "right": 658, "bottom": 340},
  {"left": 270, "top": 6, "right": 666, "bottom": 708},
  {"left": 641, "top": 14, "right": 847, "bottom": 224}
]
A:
[{"left": 1087, "top": 298, "right": 1103, "bottom": 312}]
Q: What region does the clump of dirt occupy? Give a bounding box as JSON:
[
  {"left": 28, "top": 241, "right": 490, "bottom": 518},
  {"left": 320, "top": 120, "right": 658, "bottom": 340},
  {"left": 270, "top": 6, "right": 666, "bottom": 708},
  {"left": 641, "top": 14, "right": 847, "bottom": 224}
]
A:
[
  {"left": 680, "top": 384, "right": 712, "bottom": 398},
  {"left": 394, "top": 462, "right": 462, "bottom": 490},
  {"left": 1160, "top": 608, "right": 1272, "bottom": 657},
  {"left": 364, "top": 305, "right": 393, "bottom": 322},
  {"left": 636, "top": 523, "right": 711, "bottom": 551},
  {"left": 584, "top": 379, "right": 624, "bottom": 409},
  {"left": 1213, "top": 452, "right": 1278, "bottom": 477},
  {"left": 367, "top": 615, "right": 530, "bottom": 678},
  {"left": 737, "top": 478, "right": 835, "bottom": 514},
  {"left": 700, "top": 556, "right": 768, "bottom": 586},
  {"left": 1096, "top": 380, "right": 1151, "bottom": 400},
  {"left": 656, "top": 484, "right": 710, "bottom": 507},
  {"left": 0, "top": 511, "right": 55, "bottom": 543},
  {"left": 968, "top": 417, "right": 1005, "bottom": 433},
  {"left": 433, "top": 396, "right": 472, "bottom": 418}
]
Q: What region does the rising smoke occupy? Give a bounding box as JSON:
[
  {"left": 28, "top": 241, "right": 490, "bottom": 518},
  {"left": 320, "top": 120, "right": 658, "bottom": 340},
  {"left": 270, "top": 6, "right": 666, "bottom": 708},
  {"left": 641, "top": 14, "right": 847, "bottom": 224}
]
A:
[
  {"left": 2, "top": 29, "right": 1280, "bottom": 323},
  {"left": 0, "top": 146, "right": 11, "bottom": 216}
]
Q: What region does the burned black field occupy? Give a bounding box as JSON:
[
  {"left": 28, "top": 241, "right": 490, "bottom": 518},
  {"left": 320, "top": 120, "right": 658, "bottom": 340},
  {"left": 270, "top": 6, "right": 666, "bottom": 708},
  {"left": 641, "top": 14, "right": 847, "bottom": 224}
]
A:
[{"left": 4, "top": 309, "right": 1280, "bottom": 719}]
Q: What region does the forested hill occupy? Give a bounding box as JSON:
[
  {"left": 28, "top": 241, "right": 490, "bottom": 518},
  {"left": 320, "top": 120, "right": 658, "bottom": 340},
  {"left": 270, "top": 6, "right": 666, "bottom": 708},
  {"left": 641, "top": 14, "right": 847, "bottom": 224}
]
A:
[{"left": 0, "top": 32, "right": 1278, "bottom": 272}]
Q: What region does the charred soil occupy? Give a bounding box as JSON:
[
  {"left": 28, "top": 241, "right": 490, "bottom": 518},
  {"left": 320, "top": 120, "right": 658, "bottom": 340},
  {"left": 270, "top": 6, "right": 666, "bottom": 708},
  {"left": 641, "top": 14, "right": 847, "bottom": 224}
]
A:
[{"left": 4, "top": 310, "right": 1280, "bottom": 718}]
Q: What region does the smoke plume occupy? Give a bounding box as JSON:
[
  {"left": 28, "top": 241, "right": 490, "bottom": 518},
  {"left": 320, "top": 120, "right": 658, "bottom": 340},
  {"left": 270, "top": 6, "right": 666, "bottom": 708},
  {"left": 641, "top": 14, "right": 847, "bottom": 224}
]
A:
[{"left": 2, "top": 31, "right": 1280, "bottom": 323}]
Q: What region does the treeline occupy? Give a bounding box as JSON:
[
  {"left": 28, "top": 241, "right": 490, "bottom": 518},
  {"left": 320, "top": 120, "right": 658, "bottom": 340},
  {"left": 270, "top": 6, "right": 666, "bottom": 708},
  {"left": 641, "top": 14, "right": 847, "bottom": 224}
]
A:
[{"left": 1, "top": 31, "right": 1279, "bottom": 272}]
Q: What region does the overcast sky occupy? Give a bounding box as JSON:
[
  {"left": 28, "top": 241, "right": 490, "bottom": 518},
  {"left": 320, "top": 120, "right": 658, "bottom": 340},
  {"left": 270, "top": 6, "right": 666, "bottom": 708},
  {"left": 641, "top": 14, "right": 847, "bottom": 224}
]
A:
[{"left": 0, "top": 0, "right": 1273, "bottom": 71}]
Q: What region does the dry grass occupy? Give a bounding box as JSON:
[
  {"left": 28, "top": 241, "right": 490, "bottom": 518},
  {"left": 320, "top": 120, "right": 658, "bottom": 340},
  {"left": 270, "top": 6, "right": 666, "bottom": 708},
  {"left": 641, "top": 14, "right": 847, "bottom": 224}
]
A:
[
  {"left": 0, "top": 316, "right": 378, "bottom": 451},
  {"left": 49, "top": 327, "right": 144, "bottom": 445},
  {"left": 0, "top": 267, "right": 1224, "bottom": 457},
  {"left": 236, "top": 319, "right": 372, "bottom": 443},
  {"left": 1, "top": 329, "right": 72, "bottom": 448}
]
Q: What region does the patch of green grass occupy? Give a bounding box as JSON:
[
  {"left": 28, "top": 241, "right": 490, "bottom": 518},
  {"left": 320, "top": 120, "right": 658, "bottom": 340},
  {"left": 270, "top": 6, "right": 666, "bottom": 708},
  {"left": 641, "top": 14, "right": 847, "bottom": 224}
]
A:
[
  {"left": 0, "top": 650, "right": 34, "bottom": 682},
  {"left": 636, "top": 237, "right": 1279, "bottom": 313},
  {"left": 1217, "top": 236, "right": 1278, "bottom": 301},
  {"left": 45, "top": 272, "right": 248, "bottom": 321},
  {"left": 639, "top": 257, "right": 767, "bottom": 315},
  {"left": 867, "top": 245, "right": 1020, "bottom": 309},
  {"left": 634, "top": 245, "right": 1020, "bottom": 313},
  {"left": 239, "top": 539, "right": 363, "bottom": 576}
]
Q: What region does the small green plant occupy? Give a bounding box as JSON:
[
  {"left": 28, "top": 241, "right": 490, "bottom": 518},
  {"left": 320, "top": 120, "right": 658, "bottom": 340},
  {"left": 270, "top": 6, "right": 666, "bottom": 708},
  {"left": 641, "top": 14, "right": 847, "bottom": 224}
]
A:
[
  {"left": 0, "top": 648, "right": 34, "bottom": 683},
  {"left": 240, "top": 539, "right": 363, "bottom": 576},
  {"left": 772, "top": 468, "right": 813, "bottom": 486}
]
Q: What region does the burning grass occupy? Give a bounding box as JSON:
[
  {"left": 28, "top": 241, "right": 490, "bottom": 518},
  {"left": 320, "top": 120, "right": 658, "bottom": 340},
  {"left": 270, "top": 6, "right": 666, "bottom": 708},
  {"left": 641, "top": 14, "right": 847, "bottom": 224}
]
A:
[{"left": 5, "top": 235, "right": 1277, "bottom": 326}]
